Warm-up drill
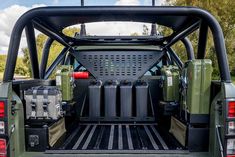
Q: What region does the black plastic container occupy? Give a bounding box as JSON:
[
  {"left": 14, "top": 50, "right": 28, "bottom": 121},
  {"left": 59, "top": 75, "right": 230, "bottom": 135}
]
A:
[
  {"left": 135, "top": 80, "right": 148, "bottom": 118},
  {"left": 25, "top": 118, "right": 65, "bottom": 152},
  {"left": 187, "top": 126, "right": 209, "bottom": 152},
  {"left": 120, "top": 80, "right": 133, "bottom": 117},
  {"left": 104, "top": 80, "right": 118, "bottom": 117},
  {"left": 89, "top": 80, "right": 102, "bottom": 118},
  {"left": 25, "top": 125, "right": 48, "bottom": 151}
]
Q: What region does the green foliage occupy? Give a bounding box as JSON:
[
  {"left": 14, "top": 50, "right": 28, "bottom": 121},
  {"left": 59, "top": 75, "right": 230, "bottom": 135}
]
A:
[
  {"left": 21, "top": 27, "right": 80, "bottom": 78},
  {"left": 0, "top": 55, "right": 28, "bottom": 77},
  {"left": 165, "top": 0, "right": 235, "bottom": 78},
  {"left": 232, "top": 76, "right": 235, "bottom": 84},
  {"left": 130, "top": 32, "right": 139, "bottom": 36},
  {"left": 0, "top": 55, "right": 6, "bottom": 72},
  {"left": 15, "top": 57, "right": 29, "bottom": 76}
]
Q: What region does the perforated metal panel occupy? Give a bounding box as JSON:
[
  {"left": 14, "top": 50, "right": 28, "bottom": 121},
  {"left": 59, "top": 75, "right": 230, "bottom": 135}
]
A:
[{"left": 72, "top": 50, "right": 164, "bottom": 80}]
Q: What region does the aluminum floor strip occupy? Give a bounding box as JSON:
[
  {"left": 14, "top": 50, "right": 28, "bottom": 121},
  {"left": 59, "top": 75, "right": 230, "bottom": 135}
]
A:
[
  {"left": 61, "top": 124, "right": 177, "bottom": 152},
  {"left": 72, "top": 125, "right": 91, "bottom": 149}
]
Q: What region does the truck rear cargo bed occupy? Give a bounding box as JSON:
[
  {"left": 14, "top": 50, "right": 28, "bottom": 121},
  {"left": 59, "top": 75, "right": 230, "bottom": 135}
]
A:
[{"left": 48, "top": 124, "right": 186, "bottom": 154}]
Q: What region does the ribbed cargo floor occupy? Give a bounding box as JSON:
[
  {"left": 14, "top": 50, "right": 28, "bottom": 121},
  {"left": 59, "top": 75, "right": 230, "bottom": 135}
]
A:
[{"left": 51, "top": 124, "right": 185, "bottom": 153}]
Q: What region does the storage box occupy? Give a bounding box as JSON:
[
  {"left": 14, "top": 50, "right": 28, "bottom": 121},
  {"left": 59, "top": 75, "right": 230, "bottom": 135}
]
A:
[
  {"left": 25, "top": 118, "right": 66, "bottom": 151},
  {"left": 169, "top": 116, "right": 209, "bottom": 152},
  {"left": 25, "top": 86, "right": 63, "bottom": 120}
]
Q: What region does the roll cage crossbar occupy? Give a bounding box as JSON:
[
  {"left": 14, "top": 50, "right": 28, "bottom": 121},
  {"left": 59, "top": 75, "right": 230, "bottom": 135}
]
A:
[{"left": 3, "top": 6, "right": 231, "bottom": 82}]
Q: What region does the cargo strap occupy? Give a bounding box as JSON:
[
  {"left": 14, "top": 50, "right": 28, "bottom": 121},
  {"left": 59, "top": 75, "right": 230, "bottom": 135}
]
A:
[
  {"left": 30, "top": 89, "right": 37, "bottom": 118},
  {"left": 43, "top": 89, "right": 50, "bottom": 118},
  {"left": 180, "top": 68, "right": 188, "bottom": 121}
]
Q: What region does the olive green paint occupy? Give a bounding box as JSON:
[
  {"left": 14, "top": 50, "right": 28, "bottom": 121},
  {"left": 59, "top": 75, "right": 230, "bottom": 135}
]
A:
[
  {"left": 161, "top": 65, "right": 180, "bottom": 102},
  {"left": 56, "top": 65, "right": 74, "bottom": 101},
  {"left": 184, "top": 60, "right": 213, "bottom": 114}
]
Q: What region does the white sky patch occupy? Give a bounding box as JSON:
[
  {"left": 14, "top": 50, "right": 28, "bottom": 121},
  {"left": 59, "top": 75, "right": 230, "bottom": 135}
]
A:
[
  {"left": 53, "top": 0, "right": 59, "bottom": 5},
  {"left": 85, "top": 22, "right": 151, "bottom": 36},
  {"left": 115, "top": 0, "right": 140, "bottom": 5},
  {"left": 0, "top": 4, "right": 45, "bottom": 55},
  {"left": 144, "top": 0, "right": 166, "bottom": 6}
]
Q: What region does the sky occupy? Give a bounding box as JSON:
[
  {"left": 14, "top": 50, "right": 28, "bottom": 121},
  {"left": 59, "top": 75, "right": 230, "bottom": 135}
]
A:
[{"left": 0, "top": 0, "right": 165, "bottom": 55}]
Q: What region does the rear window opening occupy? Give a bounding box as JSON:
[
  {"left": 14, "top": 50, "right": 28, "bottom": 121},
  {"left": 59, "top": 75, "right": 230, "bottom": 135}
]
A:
[{"left": 63, "top": 22, "right": 173, "bottom": 37}]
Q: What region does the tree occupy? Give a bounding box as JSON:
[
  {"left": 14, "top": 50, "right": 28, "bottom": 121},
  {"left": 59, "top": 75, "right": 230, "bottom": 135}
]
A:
[
  {"left": 0, "top": 55, "right": 6, "bottom": 72},
  {"left": 22, "top": 27, "right": 80, "bottom": 78},
  {"left": 165, "top": 0, "right": 235, "bottom": 78}
]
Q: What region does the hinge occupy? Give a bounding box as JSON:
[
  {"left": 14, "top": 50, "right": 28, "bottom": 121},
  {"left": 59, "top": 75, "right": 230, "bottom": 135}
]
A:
[
  {"left": 11, "top": 100, "right": 19, "bottom": 115},
  {"left": 215, "top": 100, "right": 223, "bottom": 115}
]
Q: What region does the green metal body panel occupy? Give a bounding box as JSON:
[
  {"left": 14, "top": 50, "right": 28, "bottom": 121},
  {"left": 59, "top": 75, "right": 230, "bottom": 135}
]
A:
[
  {"left": 209, "top": 90, "right": 223, "bottom": 157},
  {"left": 184, "top": 60, "right": 212, "bottom": 114},
  {"left": 209, "top": 83, "right": 235, "bottom": 157},
  {"left": 56, "top": 65, "right": 74, "bottom": 101},
  {"left": 12, "top": 91, "right": 26, "bottom": 157},
  {"left": 161, "top": 65, "right": 180, "bottom": 102},
  {"left": 0, "top": 82, "right": 25, "bottom": 157}
]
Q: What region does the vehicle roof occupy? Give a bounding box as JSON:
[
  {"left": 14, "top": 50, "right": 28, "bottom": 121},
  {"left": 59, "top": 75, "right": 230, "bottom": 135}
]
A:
[
  {"left": 22, "top": 6, "right": 201, "bottom": 45},
  {"left": 32, "top": 6, "right": 198, "bottom": 33}
]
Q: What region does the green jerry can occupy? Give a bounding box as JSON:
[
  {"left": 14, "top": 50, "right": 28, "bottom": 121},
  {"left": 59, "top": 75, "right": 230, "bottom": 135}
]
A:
[
  {"left": 56, "top": 65, "right": 74, "bottom": 101},
  {"left": 183, "top": 59, "right": 212, "bottom": 115},
  {"left": 161, "top": 65, "right": 180, "bottom": 102}
]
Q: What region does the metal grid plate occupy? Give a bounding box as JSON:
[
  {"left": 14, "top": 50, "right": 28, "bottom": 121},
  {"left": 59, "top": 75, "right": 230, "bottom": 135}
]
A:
[{"left": 72, "top": 50, "right": 164, "bottom": 80}]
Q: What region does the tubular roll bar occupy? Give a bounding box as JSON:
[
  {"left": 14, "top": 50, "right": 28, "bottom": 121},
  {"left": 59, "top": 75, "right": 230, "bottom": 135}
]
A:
[
  {"left": 197, "top": 20, "right": 209, "bottom": 59},
  {"left": 181, "top": 37, "right": 195, "bottom": 60},
  {"left": 40, "top": 38, "right": 54, "bottom": 79},
  {"left": 25, "top": 22, "right": 40, "bottom": 79},
  {"left": 3, "top": 7, "right": 231, "bottom": 82},
  {"left": 44, "top": 47, "right": 71, "bottom": 79}
]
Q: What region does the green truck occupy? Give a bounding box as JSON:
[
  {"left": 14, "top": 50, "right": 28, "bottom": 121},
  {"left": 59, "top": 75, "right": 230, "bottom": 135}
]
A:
[{"left": 0, "top": 5, "right": 234, "bottom": 157}]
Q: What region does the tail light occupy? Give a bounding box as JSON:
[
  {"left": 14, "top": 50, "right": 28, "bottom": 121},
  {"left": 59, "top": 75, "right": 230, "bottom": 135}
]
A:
[
  {"left": 228, "top": 101, "right": 235, "bottom": 118},
  {"left": 226, "top": 101, "right": 235, "bottom": 157},
  {"left": 0, "top": 138, "right": 6, "bottom": 157},
  {"left": 0, "top": 101, "right": 5, "bottom": 118}
]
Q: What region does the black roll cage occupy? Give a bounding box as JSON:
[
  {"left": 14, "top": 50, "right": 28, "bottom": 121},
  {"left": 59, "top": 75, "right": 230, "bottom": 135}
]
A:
[{"left": 3, "top": 6, "right": 231, "bottom": 82}]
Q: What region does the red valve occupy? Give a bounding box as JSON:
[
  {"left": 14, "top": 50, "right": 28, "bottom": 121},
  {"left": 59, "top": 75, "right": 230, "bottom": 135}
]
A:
[{"left": 71, "top": 72, "right": 89, "bottom": 79}]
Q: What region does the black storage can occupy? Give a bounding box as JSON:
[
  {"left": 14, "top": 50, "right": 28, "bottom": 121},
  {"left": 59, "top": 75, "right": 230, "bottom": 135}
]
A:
[
  {"left": 120, "top": 80, "right": 133, "bottom": 117},
  {"left": 135, "top": 81, "right": 149, "bottom": 118},
  {"left": 89, "top": 80, "right": 102, "bottom": 118},
  {"left": 104, "top": 80, "right": 118, "bottom": 117}
]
